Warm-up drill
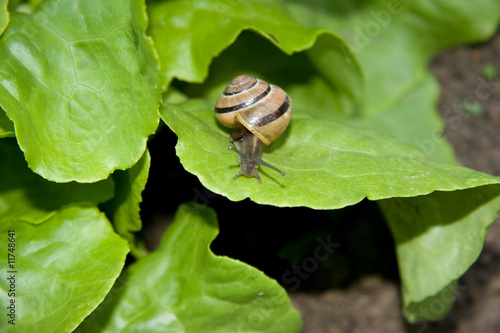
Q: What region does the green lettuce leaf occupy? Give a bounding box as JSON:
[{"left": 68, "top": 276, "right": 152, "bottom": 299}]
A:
[
  {"left": 78, "top": 203, "right": 301, "bottom": 333},
  {"left": 156, "top": 0, "right": 500, "bottom": 204},
  {"left": 0, "top": 0, "right": 161, "bottom": 182},
  {"left": 0, "top": 0, "right": 7, "bottom": 36},
  {"left": 0, "top": 138, "right": 114, "bottom": 224},
  {"left": 101, "top": 149, "right": 151, "bottom": 258},
  {"left": 381, "top": 185, "right": 500, "bottom": 321},
  {"left": 286, "top": 0, "right": 500, "bottom": 163},
  {"left": 161, "top": 100, "right": 499, "bottom": 208},
  {"left": 148, "top": 0, "right": 362, "bottom": 107},
  {"left": 0, "top": 204, "right": 129, "bottom": 333},
  {"left": 0, "top": 106, "right": 14, "bottom": 137}
]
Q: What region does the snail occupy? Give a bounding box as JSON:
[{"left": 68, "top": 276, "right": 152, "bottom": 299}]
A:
[{"left": 215, "top": 75, "right": 291, "bottom": 183}]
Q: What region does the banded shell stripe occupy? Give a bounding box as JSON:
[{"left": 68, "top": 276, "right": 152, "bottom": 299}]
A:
[
  {"left": 223, "top": 78, "right": 259, "bottom": 96},
  {"left": 214, "top": 84, "right": 271, "bottom": 114},
  {"left": 255, "top": 95, "right": 291, "bottom": 127}
]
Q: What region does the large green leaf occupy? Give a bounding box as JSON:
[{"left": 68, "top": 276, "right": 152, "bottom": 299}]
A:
[
  {"left": 0, "top": 204, "right": 129, "bottom": 333},
  {"left": 78, "top": 203, "right": 301, "bottom": 333},
  {"left": 0, "top": 106, "right": 14, "bottom": 137},
  {"left": 0, "top": 0, "right": 14, "bottom": 138},
  {"left": 161, "top": 100, "right": 500, "bottom": 208},
  {"left": 381, "top": 185, "right": 500, "bottom": 321},
  {"left": 0, "top": 138, "right": 113, "bottom": 224},
  {"left": 0, "top": 0, "right": 161, "bottom": 182},
  {"left": 286, "top": 0, "right": 500, "bottom": 162},
  {"left": 157, "top": 0, "right": 500, "bottom": 204},
  {"left": 0, "top": 0, "right": 7, "bottom": 36},
  {"left": 148, "top": 0, "right": 362, "bottom": 107},
  {"left": 169, "top": 29, "right": 360, "bottom": 118},
  {"left": 101, "top": 149, "right": 151, "bottom": 258}
]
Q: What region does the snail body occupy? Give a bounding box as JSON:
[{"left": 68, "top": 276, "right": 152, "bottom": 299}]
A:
[{"left": 215, "top": 75, "right": 291, "bottom": 183}]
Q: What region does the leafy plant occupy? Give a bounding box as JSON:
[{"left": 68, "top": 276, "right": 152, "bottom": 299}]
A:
[
  {"left": 481, "top": 63, "right": 497, "bottom": 80},
  {"left": 1, "top": 0, "right": 499, "bottom": 332},
  {"left": 460, "top": 99, "right": 485, "bottom": 116}
]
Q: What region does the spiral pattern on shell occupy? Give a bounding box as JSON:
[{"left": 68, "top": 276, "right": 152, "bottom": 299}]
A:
[{"left": 215, "top": 75, "right": 292, "bottom": 145}]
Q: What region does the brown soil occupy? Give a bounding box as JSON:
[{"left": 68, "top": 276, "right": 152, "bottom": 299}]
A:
[{"left": 291, "top": 31, "right": 500, "bottom": 333}]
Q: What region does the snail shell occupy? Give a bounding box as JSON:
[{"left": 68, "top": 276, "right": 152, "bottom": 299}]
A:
[
  {"left": 215, "top": 75, "right": 291, "bottom": 182},
  {"left": 215, "top": 75, "right": 292, "bottom": 146}
]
